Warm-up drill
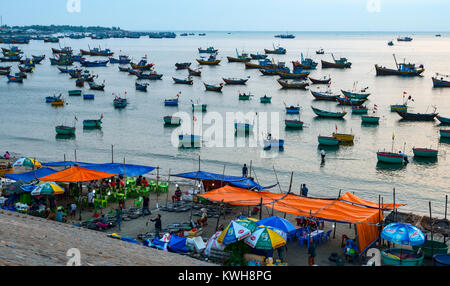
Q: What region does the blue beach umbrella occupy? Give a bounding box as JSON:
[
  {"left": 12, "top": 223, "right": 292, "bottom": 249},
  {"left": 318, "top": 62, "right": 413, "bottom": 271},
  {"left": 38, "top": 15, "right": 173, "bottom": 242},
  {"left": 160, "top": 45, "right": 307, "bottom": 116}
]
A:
[
  {"left": 381, "top": 223, "right": 425, "bottom": 246},
  {"left": 257, "top": 216, "right": 296, "bottom": 235}
]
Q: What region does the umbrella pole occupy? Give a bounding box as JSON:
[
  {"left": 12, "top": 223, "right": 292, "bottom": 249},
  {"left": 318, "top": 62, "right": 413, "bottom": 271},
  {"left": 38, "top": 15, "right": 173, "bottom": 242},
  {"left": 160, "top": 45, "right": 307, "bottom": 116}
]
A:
[
  {"left": 334, "top": 189, "right": 342, "bottom": 239},
  {"left": 156, "top": 166, "right": 159, "bottom": 209},
  {"left": 378, "top": 195, "right": 381, "bottom": 246},
  {"left": 215, "top": 200, "right": 224, "bottom": 231},
  {"left": 165, "top": 169, "right": 171, "bottom": 207},
  {"left": 393, "top": 188, "right": 396, "bottom": 222},
  {"left": 259, "top": 198, "right": 263, "bottom": 220}
]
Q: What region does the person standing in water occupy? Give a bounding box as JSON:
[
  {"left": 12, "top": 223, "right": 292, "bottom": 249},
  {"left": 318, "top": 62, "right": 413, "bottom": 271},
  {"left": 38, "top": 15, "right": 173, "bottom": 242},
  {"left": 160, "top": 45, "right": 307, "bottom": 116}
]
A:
[{"left": 320, "top": 150, "right": 326, "bottom": 163}]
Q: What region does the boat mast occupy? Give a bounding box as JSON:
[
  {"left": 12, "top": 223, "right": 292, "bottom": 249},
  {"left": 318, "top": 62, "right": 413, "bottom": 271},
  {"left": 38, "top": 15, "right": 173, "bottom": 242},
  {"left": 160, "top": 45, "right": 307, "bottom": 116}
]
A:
[
  {"left": 331, "top": 53, "right": 336, "bottom": 62},
  {"left": 393, "top": 54, "right": 399, "bottom": 69}
]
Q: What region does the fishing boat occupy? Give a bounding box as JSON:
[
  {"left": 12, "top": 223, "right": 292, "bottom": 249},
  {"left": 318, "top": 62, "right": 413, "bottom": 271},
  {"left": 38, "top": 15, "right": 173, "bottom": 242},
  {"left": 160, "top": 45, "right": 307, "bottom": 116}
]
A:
[
  {"left": 75, "top": 78, "right": 83, "bottom": 87},
  {"left": 135, "top": 82, "right": 149, "bottom": 91},
  {"left": 341, "top": 87, "right": 370, "bottom": 100},
  {"left": 285, "top": 105, "right": 300, "bottom": 114},
  {"left": 352, "top": 105, "right": 368, "bottom": 114},
  {"left": 2, "top": 46, "right": 23, "bottom": 54},
  {"left": 49, "top": 56, "right": 73, "bottom": 66},
  {"left": 0, "top": 69, "right": 10, "bottom": 76},
  {"left": 178, "top": 134, "right": 201, "bottom": 148},
  {"left": 173, "top": 76, "right": 193, "bottom": 85},
  {"left": 318, "top": 136, "right": 339, "bottom": 146},
  {"left": 321, "top": 54, "right": 352, "bottom": 68},
  {"left": 223, "top": 77, "right": 249, "bottom": 85},
  {"left": 32, "top": 55, "right": 46, "bottom": 63},
  {"left": 80, "top": 47, "right": 114, "bottom": 56},
  {"left": 6, "top": 74, "right": 23, "bottom": 83},
  {"left": 277, "top": 79, "right": 309, "bottom": 89},
  {"left": 88, "top": 81, "right": 105, "bottom": 91},
  {"left": 250, "top": 53, "right": 267, "bottom": 60},
  {"left": 361, "top": 115, "right": 380, "bottom": 124},
  {"left": 18, "top": 65, "right": 33, "bottom": 73},
  {"left": 412, "top": 148, "right": 438, "bottom": 158},
  {"left": 44, "top": 37, "right": 59, "bottom": 43},
  {"left": 163, "top": 116, "right": 182, "bottom": 126},
  {"left": 388, "top": 41, "right": 394, "bottom": 46},
  {"left": 432, "top": 73, "right": 450, "bottom": 87},
  {"left": 336, "top": 97, "right": 366, "bottom": 106},
  {"left": 437, "top": 115, "right": 450, "bottom": 125},
  {"left": 198, "top": 47, "right": 218, "bottom": 54},
  {"left": 127, "top": 69, "right": 142, "bottom": 76},
  {"left": 277, "top": 70, "right": 310, "bottom": 80},
  {"left": 377, "top": 152, "right": 404, "bottom": 164},
  {"left": 68, "top": 90, "right": 82, "bottom": 96},
  {"left": 238, "top": 93, "right": 252, "bottom": 100},
  {"left": 264, "top": 44, "right": 286, "bottom": 55},
  {"left": 175, "top": 62, "right": 192, "bottom": 70},
  {"left": 51, "top": 99, "right": 65, "bottom": 107},
  {"left": 118, "top": 66, "right": 129, "bottom": 72},
  {"left": 109, "top": 55, "right": 131, "bottom": 64},
  {"left": 311, "top": 106, "right": 347, "bottom": 118},
  {"left": 260, "top": 68, "right": 284, "bottom": 76},
  {"left": 137, "top": 72, "right": 163, "bottom": 80},
  {"left": 71, "top": 54, "right": 85, "bottom": 63},
  {"left": 130, "top": 59, "right": 154, "bottom": 70},
  {"left": 332, "top": 133, "right": 354, "bottom": 143},
  {"left": 0, "top": 55, "right": 22, "bottom": 62},
  {"left": 263, "top": 138, "right": 284, "bottom": 150},
  {"left": 113, "top": 97, "right": 127, "bottom": 108},
  {"left": 309, "top": 76, "right": 331, "bottom": 84},
  {"left": 164, "top": 98, "right": 179, "bottom": 106},
  {"left": 245, "top": 58, "right": 274, "bottom": 69},
  {"left": 192, "top": 103, "right": 207, "bottom": 112},
  {"left": 80, "top": 59, "right": 109, "bottom": 67},
  {"left": 260, "top": 95, "right": 272, "bottom": 103},
  {"left": 292, "top": 53, "right": 318, "bottom": 69},
  {"left": 275, "top": 33, "right": 295, "bottom": 39},
  {"left": 440, "top": 129, "right": 450, "bottom": 138},
  {"left": 55, "top": 125, "right": 75, "bottom": 136},
  {"left": 188, "top": 67, "right": 202, "bottom": 76},
  {"left": 203, "top": 82, "right": 223, "bottom": 92},
  {"left": 395, "top": 110, "right": 438, "bottom": 121},
  {"left": 375, "top": 54, "right": 424, "bottom": 76},
  {"left": 52, "top": 47, "right": 73, "bottom": 55},
  {"left": 196, "top": 54, "right": 221, "bottom": 65},
  {"left": 310, "top": 90, "right": 338, "bottom": 101},
  {"left": 227, "top": 49, "right": 251, "bottom": 62},
  {"left": 390, "top": 104, "right": 408, "bottom": 112},
  {"left": 0, "top": 66, "right": 11, "bottom": 71},
  {"left": 397, "top": 36, "right": 413, "bottom": 42},
  {"left": 83, "top": 94, "right": 95, "bottom": 100},
  {"left": 83, "top": 118, "right": 102, "bottom": 129},
  {"left": 316, "top": 48, "right": 324, "bottom": 55},
  {"left": 234, "top": 123, "right": 253, "bottom": 133},
  {"left": 284, "top": 119, "right": 303, "bottom": 129}
]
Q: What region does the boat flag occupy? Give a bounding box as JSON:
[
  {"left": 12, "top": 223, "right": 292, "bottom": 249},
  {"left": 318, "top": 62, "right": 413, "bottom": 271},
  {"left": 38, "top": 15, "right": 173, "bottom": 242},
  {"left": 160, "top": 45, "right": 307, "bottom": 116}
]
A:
[
  {"left": 392, "top": 132, "right": 395, "bottom": 140},
  {"left": 335, "top": 124, "right": 338, "bottom": 132},
  {"left": 374, "top": 104, "right": 378, "bottom": 110},
  {"left": 193, "top": 116, "right": 197, "bottom": 122}
]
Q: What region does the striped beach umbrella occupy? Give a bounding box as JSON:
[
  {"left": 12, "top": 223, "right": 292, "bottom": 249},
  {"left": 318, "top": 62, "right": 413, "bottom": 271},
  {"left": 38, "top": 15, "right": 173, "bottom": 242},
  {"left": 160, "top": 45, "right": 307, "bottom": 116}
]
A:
[
  {"left": 13, "top": 157, "right": 42, "bottom": 168},
  {"left": 244, "top": 226, "right": 286, "bottom": 250},
  {"left": 31, "top": 182, "right": 65, "bottom": 196},
  {"left": 217, "top": 220, "right": 253, "bottom": 245},
  {"left": 381, "top": 223, "right": 425, "bottom": 246}
]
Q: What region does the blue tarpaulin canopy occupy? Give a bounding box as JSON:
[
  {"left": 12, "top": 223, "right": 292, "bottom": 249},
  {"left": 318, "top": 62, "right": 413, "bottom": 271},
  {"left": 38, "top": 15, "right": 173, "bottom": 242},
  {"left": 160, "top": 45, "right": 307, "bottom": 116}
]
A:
[
  {"left": 172, "top": 170, "right": 276, "bottom": 190},
  {"left": 83, "top": 163, "right": 155, "bottom": 177},
  {"left": 5, "top": 167, "right": 58, "bottom": 182},
  {"left": 42, "top": 161, "right": 94, "bottom": 167}
]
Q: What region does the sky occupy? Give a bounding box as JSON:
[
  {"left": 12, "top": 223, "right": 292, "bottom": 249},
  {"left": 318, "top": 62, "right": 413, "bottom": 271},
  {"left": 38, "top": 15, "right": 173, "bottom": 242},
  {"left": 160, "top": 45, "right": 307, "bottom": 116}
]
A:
[{"left": 1, "top": 0, "right": 449, "bottom": 32}]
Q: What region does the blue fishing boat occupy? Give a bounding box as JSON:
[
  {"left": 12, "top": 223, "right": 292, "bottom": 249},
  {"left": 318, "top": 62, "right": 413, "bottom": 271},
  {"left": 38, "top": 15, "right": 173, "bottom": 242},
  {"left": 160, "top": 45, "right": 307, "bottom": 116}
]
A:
[
  {"left": 71, "top": 54, "right": 85, "bottom": 63},
  {"left": 311, "top": 106, "right": 347, "bottom": 118},
  {"left": 173, "top": 76, "right": 193, "bottom": 85},
  {"left": 223, "top": 77, "right": 249, "bottom": 85},
  {"left": 277, "top": 69, "right": 310, "bottom": 80},
  {"left": 198, "top": 47, "right": 218, "bottom": 54},
  {"left": 83, "top": 115, "right": 103, "bottom": 129},
  {"left": 321, "top": 54, "right": 351, "bottom": 68},
  {"left": 175, "top": 62, "right": 192, "bottom": 69},
  {"left": 45, "top": 94, "right": 62, "bottom": 103},
  {"left": 204, "top": 82, "right": 223, "bottom": 92},
  {"left": 109, "top": 55, "right": 131, "bottom": 64},
  {"left": 310, "top": 90, "right": 338, "bottom": 101},
  {"left": 6, "top": 74, "right": 23, "bottom": 83},
  {"left": 250, "top": 53, "right": 267, "bottom": 60},
  {"left": 83, "top": 94, "right": 95, "bottom": 100},
  {"left": 164, "top": 98, "right": 179, "bottom": 106},
  {"left": 397, "top": 36, "right": 413, "bottom": 42},
  {"left": 292, "top": 53, "right": 318, "bottom": 69},
  {"left": 137, "top": 72, "right": 163, "bottom": 80},
  {"left": 395, "top": 110, "right": 438, "bottom": 121},
  {"left": 80, "top": 59, "right": 109, "bottom": 67},
  {"left": 375, "top": 54, "right": 424, "bottom": 76},
  {"left": 388, "top": 41, "right": 394, "bottom": 46},
  {"left": 113, "top": 97, "right": 127, "bottom": 108},
  {"left": 336, "top": 97, "right": 366, "bottom": 106},
  {"left": 432, "top": 73, "right": 450, "bottom": 87},
  {"left": 341, "top": 86, "right": 370, "bottom": 99},
  {"left": 352, "top": 105, "right": 368, "bottom": 114},
  {"left": 285, "top": 105, "right": 301, "bottom": 114},
  {"left": 135, "top": 82, "right": 149, "bottom": 91},
  {"left": 412, "top": 148, "right": 438, "bottom": 158},
  {"left": 264, "top": 44, "right": 286, "bottom": 55}
]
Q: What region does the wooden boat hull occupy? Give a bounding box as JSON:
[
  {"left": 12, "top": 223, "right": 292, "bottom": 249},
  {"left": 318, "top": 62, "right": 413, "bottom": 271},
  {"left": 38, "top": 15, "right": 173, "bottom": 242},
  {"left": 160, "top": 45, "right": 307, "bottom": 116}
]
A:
[
  {"left": 196, "top": 59, "right": 220, "bottom": 65},
  {"left": 310, "top": 90, "right": 338, "bottom": 101},
  {"left": 361, "top": 116, "right": 380, "bottom": 124},
  {"left": 284, "top": 120, "right": 303, "bottom": 129},
  {"left": 163, "top": 116, "right": 181, "bottom": 126},
  {"left": 375, "top": 65, "right": 424, "bottom": 76},
  {"left": 440, "top": 129, "right": 450, "bottom": 138},
  {"left": 175, "top": 63, "right": 191, "bottom": 69},
  {"left": 332, "top": 133, "right": 354, "bottom": 142},
  {"left": 204, "top": 83, "right": 223, "bottom": 92},
  {"left": 395, "top": 110, "right": 437, "bottom": 121},
  {"left": 352, "top": 107, "right": 368, "bottom": 114},
  {"left": 413, "top": 148, "right": 438, "bottom": 158},
  {"left": 432, "top": 77, "right": 450, "bottom": 87},
  {"left": 83, "top": 120, "right": 102, "bottom": 128},
  {"left": 89, "top": 83, "right": 105, "bottom": 90},
  {"left": 437, "top": 115, "right": 450, "bottom": 125},
  {"left": 377, "top": 152, "right": 404, "bottom": 164},
  {"left": 164, "top": 99, "right": 178, "bottom": 106},
  {"left": 341, "top": 90, "right": 370, "bottom": 99},
  {"left": 51, "top": 100, "right": 65, "bottom": 106},
  {"left": 250, "top": 54, "right": 267, "bottom": 60},
  {"left": 188, "top": 68, "right": 201, "bottom": 76},
  {"left": 336, "top": 97, "right": 365, "bottom": 106},
  {"left": 309, "top": 77, "right": 331, "bottom": 84},
  {"left": 277, "top": 79, "right": 308, "bottom": 89},
  {"left": 318, "top": 136, "right": 339, "bottom": 146},
  {"left": 55, "top": 126, "right": 76, "bottom": 135},
  {"left": 223, "top": 78, "right": 248, "bottom": 85},
  {"left": 227, "top": 56, "right": 250, "bottom": 63},
  {"left": 137, "top": 74, "right": 163, "bottom": 80},
  {"left": 83, "top": 94, "right": 95, "bottom": 100},
  {"left": 264, "top": 49, "right": 286, "bottom": 55},
  {"left": 172, "top": 77, "right": 193, "bottom": 85},
  {"left": 277, "top": 71, "right": 310, "bottom": 80},
  {"left": 311, "top": 106, "right": 347, "bottom": 118},
  {"left": 321, "top": 60, "right": 351, "bottom": 69}
]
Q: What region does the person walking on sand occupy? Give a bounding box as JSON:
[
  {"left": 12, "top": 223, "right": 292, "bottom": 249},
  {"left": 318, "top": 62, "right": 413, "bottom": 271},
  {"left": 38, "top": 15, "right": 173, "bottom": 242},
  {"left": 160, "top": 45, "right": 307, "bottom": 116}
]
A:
[
  {"left": 148, "top": 214, "right": 162, "bottom": 238},
  {"left": 142, "top": 194, "right": 151, "bottom": 216},
  {"left": 301, "top": 184, "right": 309, "bottom": 197},
  {"left": 308, "top": 237, "right": 317, "bottom": 266},
  {"left": 115, "top": 207, "right": 123, "bottom": 231}
]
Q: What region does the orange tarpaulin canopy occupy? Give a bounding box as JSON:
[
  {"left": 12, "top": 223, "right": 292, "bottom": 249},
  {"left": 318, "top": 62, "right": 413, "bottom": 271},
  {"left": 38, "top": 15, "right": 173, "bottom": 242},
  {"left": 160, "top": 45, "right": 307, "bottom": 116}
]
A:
[
  {"left": 39, "top": 166, "right": 115, "bottom": 182},
  {"left": 198, "top": 185, "right": 391, "bottom": 252},
  {"left": 338, "top": 192, "right": 404, "bottom": 210}
]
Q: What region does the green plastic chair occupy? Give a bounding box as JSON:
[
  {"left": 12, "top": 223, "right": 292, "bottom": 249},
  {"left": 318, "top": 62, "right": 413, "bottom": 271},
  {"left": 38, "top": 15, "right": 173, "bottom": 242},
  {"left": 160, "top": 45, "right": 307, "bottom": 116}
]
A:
[
  {"left": 158, "top": 182, "right": 169, "bottom": 193},
  {"left": 149, "top": 180, "right": 157, "bottom": 192},
  {"left": 94, "top": 198, "right": 102, "bottom": 209},
  {"left": 102, "top": 199, "right": 108, "bottom": 208},
  {"left": 134, "top": 197, "right": 143, "bottom": 208}
]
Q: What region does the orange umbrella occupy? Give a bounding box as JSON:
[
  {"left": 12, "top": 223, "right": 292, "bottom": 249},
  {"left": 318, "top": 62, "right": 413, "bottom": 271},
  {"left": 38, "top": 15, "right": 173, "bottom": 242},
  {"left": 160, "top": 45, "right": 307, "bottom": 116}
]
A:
[{"left": 39, "top": 166, "right": 115, "bottom": 182}]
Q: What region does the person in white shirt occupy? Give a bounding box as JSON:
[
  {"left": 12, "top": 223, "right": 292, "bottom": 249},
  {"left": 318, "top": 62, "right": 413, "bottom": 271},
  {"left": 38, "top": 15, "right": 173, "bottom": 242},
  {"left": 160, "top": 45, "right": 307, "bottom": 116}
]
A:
[
  {"left": 87, "top": 189, "right": 95, "bottom": 210},
  {"left": 320, "top": 150, "right": 326, "bottom": 162},
  {"left": 70, "top": 203, "right": 77, "bottom": 218}
]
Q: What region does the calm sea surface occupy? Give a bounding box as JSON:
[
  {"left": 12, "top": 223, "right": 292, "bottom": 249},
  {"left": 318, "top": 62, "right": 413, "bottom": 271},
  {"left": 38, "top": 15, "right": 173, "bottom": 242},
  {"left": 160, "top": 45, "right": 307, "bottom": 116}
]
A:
[{"left": 0, "top": 32, "right": 449, "bottom": 216}]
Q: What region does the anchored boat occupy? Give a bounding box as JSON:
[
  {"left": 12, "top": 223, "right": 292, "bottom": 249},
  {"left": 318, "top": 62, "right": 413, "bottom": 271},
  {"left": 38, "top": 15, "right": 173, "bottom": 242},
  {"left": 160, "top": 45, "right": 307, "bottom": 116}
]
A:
[
  {"left": 432, "top": 73, "right": 450, "bottom": 87},
  {"left": 318, "top": 136, "right": 339, "bottom": 146},
  {"left": 377, "top": 152, "right": 404, "bottom": 164},
  {"left": 310, "top": 89, "right": 339, "bottom": 101},
  {"left": 173, "top": 76, "right": 193, "bottom": 85},
  {"left": 412, "top": 148, "right": 438, "bottom": 158},
  {"left": 321, "top": 54, "right": 351, "bottom": 68},
  {"left": 311, "top": 106, "right": 347, "bottom": 118},
  {"left": 395, "top": 110, "right": 438, "bottom": 121},
  {"left": 260, "top": 95, "right": 272, "bottom": 103},
  {"left": 375, "top": 54, "right": 424, "bottom": 76},
  {"left": 55, "top": 125, "right": 76, "bottom": 136},
  {"left": 204, "top": 82, "right": 223, "bottom": 92},
  {"left": 361, "top": 115, "right": 380, "bottom": 124},
  {"left": 113, "top": 97, "right": 127, "bottom": 108},
  {"left": 277, "top": 79, "right": 309, "bottom": 89},
  {"left": 223, "top": 77, "right": 249, "bottom": 85},
  {"left": 175, "top": 62, "right": 191, "bottom": 70},
  {"left": 135, "top": 82, "right": 149, "bottom": 91},
  {"left": 163, "top": 116, "right": 182, "bottom": 126},
  {"left": 83, "top": 115, "right": 103, "bottom": 129},
  {"left": 309, "top": 76, "right": 331, "bottom": 84}
]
